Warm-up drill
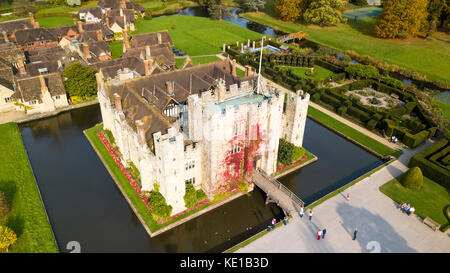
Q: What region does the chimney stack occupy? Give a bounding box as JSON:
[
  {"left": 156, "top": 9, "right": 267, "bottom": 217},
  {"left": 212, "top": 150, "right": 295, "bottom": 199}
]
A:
[
  {"left": 144, "top": 59, "right": 153, "bottom": 76},
  {"left": 145, "top": 45, "right": 151, "bottom": 60},
  {"left": 82, "top": 43, "right": 90, "bottom": 59},
  {"left": 77, "top": 21, "right": 83, "bottom": 33},
  {"left": 39, "top": 75, "right": 48, "bottom": 94},
  {"left": 2, "top": 31, "right": 8, "bottom": 42},
  {"left": 244, "top": 65, "right": 253, "bottom": 77},
  {"left": 121, "top": 0, "right": 127, "bottom": 9},
  {"left": 120, "top": 8, "right": 123, "bottom": 17},
  {"left": 165, "top": 81, "right": 173, "bottom": 96},
  {"left": 232, "top": 59, "right": 236, "bottom": 77},
  {"left": 157, "top": 32, "right": 162, "bottom": 44},
  {"left": 33, "top": 21, "right": 39, "bottom": 29},
  {"left": 97, "top": 29, "right": 103, "bottom": 41},
  {"left": 113, "top": 93, "right": 123, "bottom": 113},
  {"left": 29, "top": 12, "right": 35, "bottom": 26},
  {"left": 17, "top": 58, "right": 26, "bottom": 74},
  {"left": 73, "top": 18, "right": 77, "bottom": 26},
  {"left": 105, "top": 17, "right": 109, "bottom": 27},
  {"left": 135, "top": 119, "right": 146, "bottom": 146},
  {"left": 95, "top": 73, "right": 103, "bottom": 89}
]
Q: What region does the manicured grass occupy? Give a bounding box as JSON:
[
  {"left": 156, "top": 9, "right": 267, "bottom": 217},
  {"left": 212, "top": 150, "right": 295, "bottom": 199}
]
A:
[
  {"left": 36, "top": 16, "right": 74, "bottom": 28},
  {"left": 380, "top": 174, "right": 450, "bottom": 229},
  {"left": 134, "top": 15, "right": 262, "bottom": 56},
  {"left": 85, "top": 124, "right": 217, "bottom": 233},
  {"left": 109, "top": 41, "right": 123, "bottom": 59},
  {"left": 308, "top": 106, "right": 402, "bottom": 157},
  {"left": 272, "top": 149, "right": 316, "bottom": 177},
  {"left": 36, "top": 1, "right": 98, "bottom": 14},
  {"left": 0, "top": 123, "right": 58, "bottom": 253},
  {"left": 241, "top": 12, "right": 450, "bottom": 83},
  {"left": 278, "top": 65, "right": 334, "bottom": 80}
]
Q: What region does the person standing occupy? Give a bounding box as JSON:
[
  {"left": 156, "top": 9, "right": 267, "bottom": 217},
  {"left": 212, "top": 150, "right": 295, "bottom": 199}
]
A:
[
  {"left": 353, "top": 228, "right": 358, "bottom": 240},
  {"left": 309, "top": 209, "right": 313, "bottom": 221},
  {"left": 299, "top": 206, "right": 304, "bottom": 218},
  {"left": 271, "top": 218, "right": 276, "bottom": 228},
  {"left": 322, "top": 228, "right": 327, "bottom": 239},
  {"left": 316, "top": 231, "right": 321, "bottom": 240}
]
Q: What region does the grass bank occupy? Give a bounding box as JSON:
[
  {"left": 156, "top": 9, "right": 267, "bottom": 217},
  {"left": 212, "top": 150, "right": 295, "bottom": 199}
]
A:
[
  {"left": 240, "top": 12, "right": 450, "bottom": 83},
  {"left": 0, "top": 122, "right": 58, "bottom": 253},
  {"left": 134, "top": 15, "right": 262, "bottom": 56},
  {"left": 380, "top": 174, "right": 450, "bottom": 230},
  {"left": 307, "top": 106, "right": 401, "bottom": 158}
]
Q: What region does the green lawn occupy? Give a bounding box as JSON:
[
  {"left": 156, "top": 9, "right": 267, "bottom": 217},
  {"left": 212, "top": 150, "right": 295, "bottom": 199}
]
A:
[
  {"left": 380, "top": 174, "right": 450, "bottom": 229},
  {"left": 0, "top": 123, "right": 58, "bottom": 253},
  {"left": 109, "top": 41, "right": 123, "bottom": 59},
  {"left": 36, "top": 16, "right": 74, "bottom": 28},
  {"left": 434, "top": 100, "right": 450, "bottom": 120},
  {"left": 241, "top": 12, "right": 450, "bottom": 83},
  {"left": 308, "top": 106, "right": 402, "bottom": 157},
  {"left": 36, "top": 1, "right": 98, "bottom": 14},
  {"left": 85, "top": 124, "right": 215, "bottom": 233},
  {"left": 134, "top": 15, "right": 262, "bottom": 56},
  {"left": 278, "top": 65, "right": 334, "bottom": 80}
]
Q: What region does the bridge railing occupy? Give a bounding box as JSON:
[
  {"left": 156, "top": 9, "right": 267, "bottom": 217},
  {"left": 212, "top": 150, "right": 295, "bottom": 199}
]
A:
[{"left": 255, "top": 168, "right": 305, "bottom": 211}]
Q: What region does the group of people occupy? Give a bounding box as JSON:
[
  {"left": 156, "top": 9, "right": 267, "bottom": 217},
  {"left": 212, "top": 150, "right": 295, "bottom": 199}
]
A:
[
  {"left": 316, "top": 228, "right": 327, "bottom": 240},
  {"left": 390, "top": 136, "right": 399, "bottom": 144},
  {"left": 267, "top": 216, "right": 291, "bottom": 231},
  {"left": 399, "top": 202, "right": 415, "bottom": 215},
  {"left": 299, "top": 206, "right": 313, "bottom": 220}
]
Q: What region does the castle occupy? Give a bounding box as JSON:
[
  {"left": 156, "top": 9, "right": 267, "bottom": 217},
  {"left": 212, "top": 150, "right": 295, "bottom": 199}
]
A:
[{"left": 97, "top": 58, "right": 309, "bottom": 215}]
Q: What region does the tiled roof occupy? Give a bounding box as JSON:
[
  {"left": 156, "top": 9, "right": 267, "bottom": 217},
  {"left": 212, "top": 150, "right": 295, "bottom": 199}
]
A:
[
  {"left": 129, "top": 31, "right": 173, "bottom": 48},
  {"left": 0, "top": 18, "right": 33, "bottom": 36},
  {"left": 14, "top": 28, "right": 58, "bottom": 45},
  {"left": 12, "top": 73, "right": 66, "bottom": 102},
  {"left": 78, "top": 6, "right": 103, "bottom": 19}
]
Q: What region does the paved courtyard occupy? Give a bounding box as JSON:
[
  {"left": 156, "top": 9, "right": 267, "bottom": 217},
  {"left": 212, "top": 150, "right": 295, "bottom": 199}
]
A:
[{"left": 237, "top": 142, "right": 450, "bottom": 253}]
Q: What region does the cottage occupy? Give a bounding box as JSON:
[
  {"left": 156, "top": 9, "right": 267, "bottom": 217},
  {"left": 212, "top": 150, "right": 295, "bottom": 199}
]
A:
[{"left": 78, "top": 7, "right": 103, "bottom": 23}]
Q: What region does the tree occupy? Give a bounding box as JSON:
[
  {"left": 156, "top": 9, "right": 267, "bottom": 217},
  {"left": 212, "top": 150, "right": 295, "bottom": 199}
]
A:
[
  {"left": 148, "top": 191, "right": 173, "bottom": 220},
  {"left": 303, "top": 0, "right": 347, "bottom": 26},
  {"left": 243, "top": 0, "right": 265, "bottom": 12},
  {"left": 205, "top": 0, "right": 229, "bottom": 20},
  {"left": 275, "top": 0, "right": 306, "bottom": 22},
  {"left": 62, "top": 62, "right": 97, "bottom": 99},
  {"left": 0, "top": 192, "right": 9, "bottom": 220},
  {"left": 426, "top": 0, "right": 448, "bottom": 34},
  {"left": 0, "top": 225, "right": 17, "bottom": 253},
  {"left": 374, "top": 0, "right": 429, "bottom": 39},
  {"left": 350, "top": 0, "right": 367, "bottom": 5},
  {"left": 345, "top": 63, "right": 380, "bottom": 79},
  {"left": 401, "top": 167, "right": 423, "bottom": 190}
]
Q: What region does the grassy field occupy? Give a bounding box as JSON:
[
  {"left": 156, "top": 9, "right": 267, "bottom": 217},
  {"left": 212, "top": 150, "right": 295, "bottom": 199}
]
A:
[
  {"left": 36, "top": 1, "right": 98, "bottom": 14},
  {"left": 380, "top": 174, "right": 450, "bottom": 228},
  {"left": 134, "top": 16, "right": 262, "bottom": 56},
  {"left": 85, "top": 124, "right": 217, "bottom": 233},
  {"left": 278, "top": 65, "right": 334, "bottom": 80},
  {"left": 241, "top": 12, "right": 450, "bottom": 83},
  {"left": 0, "top": 123, "right": 58, "bottom": 253},
  {"left": 307, "top": 106, "right": 402, "bottom": 157},
  {"left": 109, "top": 41, "right": 123, "bottom": 59},
  {"left": 36, "top": 16, "right": 74, "bottom": 28}
]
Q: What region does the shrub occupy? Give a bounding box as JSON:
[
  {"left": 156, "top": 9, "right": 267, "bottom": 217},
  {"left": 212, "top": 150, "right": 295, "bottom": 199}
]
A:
[
  {"left": 366, "top": 119, "right": 378, "bottom": 130},
  {"left": 238, "top": 182, "right": 248, "bottom": 192},
  {"left": 0, "top": 225, "right": 17, "bottom": 252},
  {"left": 345, "top": 64, "right": 380, "bottom": 79},
  {"left": 401, "top": 167, "right": 423, "bottom": 191},
  {"left": 381, "top": 76, "right": 403, "bottom": 89},
  {"left": 402, "top": 130, "right": 429, "bottom": 148},
  {"left": 184, "top": 183, "right": 198, "bottom": 209},
  {"left": 278, "top": 139, "right": 303, "bottom": 165},
  {"left": 148, "top": 191, "right": 172, "bottom": 220}
]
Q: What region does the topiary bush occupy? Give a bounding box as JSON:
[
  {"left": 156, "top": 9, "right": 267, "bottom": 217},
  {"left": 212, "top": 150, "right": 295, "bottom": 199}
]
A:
[
  {"left": 401, "top": 167, "right": 424, "bottom": 191},
  {"left": 148, "top": 191, "right": 172, "bottom": 220}
]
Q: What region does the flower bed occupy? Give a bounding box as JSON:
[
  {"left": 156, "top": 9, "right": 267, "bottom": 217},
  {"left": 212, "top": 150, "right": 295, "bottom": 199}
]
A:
[{"left": 276, "top": 155, "right": 308, "bottom": 172}]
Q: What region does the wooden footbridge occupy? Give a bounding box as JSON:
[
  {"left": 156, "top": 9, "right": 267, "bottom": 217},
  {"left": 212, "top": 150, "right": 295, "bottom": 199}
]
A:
[{"left": 252, "top": 169, "right": 304, "bottom": 217}]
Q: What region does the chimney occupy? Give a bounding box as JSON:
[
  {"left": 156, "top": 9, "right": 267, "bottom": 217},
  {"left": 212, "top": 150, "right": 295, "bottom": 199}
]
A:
[
  {"left": 2, "top": 31, "right": 8, "bottom": 42},
  {"left": 73, "top": 18, "right": 77, "bottom": 26},
  {"left": 105, "top": 17, "right": 109, "bottom": 27},
  {"left": 17, "top": 58, "right": 26, "bottom": 74},
  {"left": 232, "top": 59, "right": 236, "bottom": 77},
  {"left": 121, "top": 0, "right": 127, "bottom": 9},
  {"left": 113, "top": 93, "right": 123, "bottom": 113},
  {"left": 165, "top": 81, "right": 173, "bottom": 96},
  {"left": 77, "top": 21, "right": 83, "bottom": 33},
  {"left": 144, "top": 59, "right": 153, "bottom": 76},
  {"left": 157, "top": 32, "right": 162, "bottom": 44},
  {"left": 33, "top": 21, "right": 39, "bottom": 29},
  {"left": 145, "top": 45, "right": 151, "bottom": 60},
  {"left": 39, "top": 75, "right": 48, "bottom": 94},
  {"left": 245, "top": 65, "right": 253, "bottom": 77},
  {"left": 82, "top": 43, "right": 90, "bottom": 59},
  {"left": 97, "top": 29, "right": 103, "bottom": 41},
  {"left": 135, "top": 119, "right": 146, "bottom": 146}
]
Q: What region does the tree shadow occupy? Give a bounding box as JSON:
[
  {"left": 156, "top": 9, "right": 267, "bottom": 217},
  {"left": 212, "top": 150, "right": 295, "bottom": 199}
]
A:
[
  {"left": 336, "top": 202, "right": 417, "bottom": 253},
  {"left": 0, "top": 180, "right": 17, "bottom": 205},
  {"left": 347, "top": 19, "right": 378, "bottom": 37},
  {"left": 5, "top": 214, "right": 25, "bottom": 237}
]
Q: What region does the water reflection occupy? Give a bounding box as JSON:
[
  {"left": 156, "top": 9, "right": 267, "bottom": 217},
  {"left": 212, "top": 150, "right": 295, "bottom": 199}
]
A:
[{"left": 19, "top": 105, "right": 382, "bottom": 252}]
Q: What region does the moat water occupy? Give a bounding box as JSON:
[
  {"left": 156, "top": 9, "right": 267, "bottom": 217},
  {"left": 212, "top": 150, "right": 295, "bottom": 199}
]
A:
[{"left": 19, "top": 105, "right": 383, "bottom": 252}]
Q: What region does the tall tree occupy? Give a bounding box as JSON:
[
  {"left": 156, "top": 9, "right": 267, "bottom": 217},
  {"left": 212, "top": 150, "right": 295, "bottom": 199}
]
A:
[
  {"left": 275, "top": 0, "right": 307, "bottom": 22},
  {"left": 426, "top": 0, "right": 449, "bottom": 34},
  {"left": 303, "top": 0, "right": 347, "bottom": 26},
  {"left": 375, "top": 0, "right": 429, "bottom": 39},
  {"left": 62, "top": 62, "right": 97, "bottom": 99}
]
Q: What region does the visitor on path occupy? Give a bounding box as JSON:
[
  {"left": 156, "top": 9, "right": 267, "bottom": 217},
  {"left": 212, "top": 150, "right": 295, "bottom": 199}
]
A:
[
  {"left": 353, "top": 228, "right": 358, "bottom": 240},
  {"left": 272, "top": 218, "right": 276, "bottom": 228},
  {"left": 407, "top": 206, "right": 415, "bottom": 215},
  {"left": 267, "top": 225, "right": 272, "bottom": 231},
  {"left": 322, "top": 228, "right": 327, "bottom": 239},
  {"left": 299, "top": 207, "right": 304, "bottom": 218},
  {"left": 317, "top": 230, "right": 322, "bottom": 240},
  {"left": 309, "top": 210, "right": 313, "bottom": 221},
  {"left": 283, "top": 216, "right": 289, "bottom": 225},
  {"left": 346, "top": 193, "right": 350, "bottom": 201}
]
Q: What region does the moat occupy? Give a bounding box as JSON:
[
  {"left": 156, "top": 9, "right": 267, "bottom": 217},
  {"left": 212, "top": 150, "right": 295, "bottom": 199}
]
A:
[{"left": 19, "top": 104, "right": 383, "bottom": 252}]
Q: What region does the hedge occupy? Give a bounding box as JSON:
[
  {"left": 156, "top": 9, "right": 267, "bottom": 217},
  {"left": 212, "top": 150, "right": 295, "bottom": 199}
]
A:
[
  {"left": 366, "top": 119, "right": 378, "bottom": 130},
  {"left": 409, "top": 139, "right": 450, "bottom": 189},
  {"left": 347, "top": 106, "right": 370, "bottom": 122},
  {"left": 403, "top": 130, "right": 429, "bottom": 148},
  {"left": 315, "top": 58, "right": 343, "bottom": 73}
]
